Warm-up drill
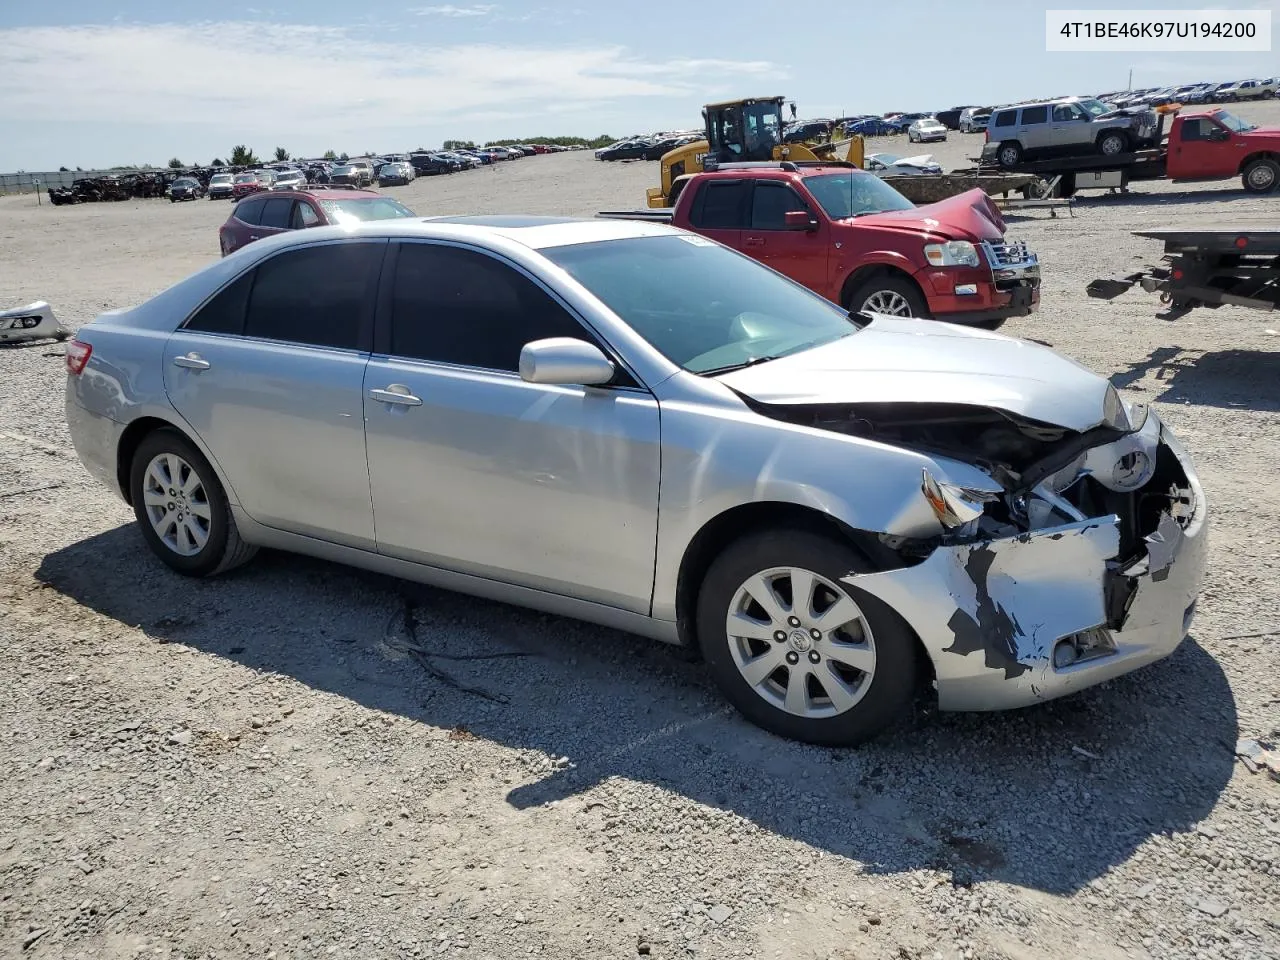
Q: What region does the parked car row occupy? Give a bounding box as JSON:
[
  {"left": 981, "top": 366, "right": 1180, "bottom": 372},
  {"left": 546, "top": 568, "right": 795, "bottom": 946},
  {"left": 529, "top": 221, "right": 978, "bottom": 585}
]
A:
[
  {"left": 1100, "top": 78, "right": 1277, "bottom": 109},
  {"left": 595, "top": 133, "right": 703, "bottom": 161}
]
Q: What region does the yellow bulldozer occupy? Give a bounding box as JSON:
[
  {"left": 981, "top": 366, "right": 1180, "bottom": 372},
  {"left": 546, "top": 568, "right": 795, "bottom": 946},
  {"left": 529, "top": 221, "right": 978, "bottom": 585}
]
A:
[{"left": 646, "top": 95, "right": 865, "bottom": 208}]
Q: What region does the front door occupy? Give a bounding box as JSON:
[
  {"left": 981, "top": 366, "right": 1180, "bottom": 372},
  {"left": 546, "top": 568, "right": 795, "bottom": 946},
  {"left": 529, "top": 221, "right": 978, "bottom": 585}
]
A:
[
  {"left": 744, "top": 180, "right": 831, "bottom": 297},
  {"left": 362, "top": 241, "right": 661, "bottom": 614},
  {"left": 163, "top": 240, "right": 384, "bottom": 548},
  {"left": 1171, "top": 116, "right": 1240, "bottom": 178}
]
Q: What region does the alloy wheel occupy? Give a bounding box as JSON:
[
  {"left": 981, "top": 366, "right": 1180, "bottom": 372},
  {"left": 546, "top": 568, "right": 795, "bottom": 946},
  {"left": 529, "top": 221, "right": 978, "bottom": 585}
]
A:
[
  {"left": 861, "top": 290, "right": 914, "bottom": 316},
  {"left": 1247, "top": 164, "right": 1276, "bottom": 190},
  {"left": 725, "top": 566, "right": 877, "bottom": 719},
  {"left": 141, "top": 453, "right": 211, "bottom": 556}
]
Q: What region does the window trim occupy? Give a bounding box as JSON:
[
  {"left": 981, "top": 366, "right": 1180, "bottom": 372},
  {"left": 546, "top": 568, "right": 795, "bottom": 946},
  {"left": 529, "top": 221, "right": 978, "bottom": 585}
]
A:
[
  {"left": 178, "top": 238, "right": 388, "bottom": 354},
  {"left": 373, "top": 239, "right": 648, "bottom": 392}
]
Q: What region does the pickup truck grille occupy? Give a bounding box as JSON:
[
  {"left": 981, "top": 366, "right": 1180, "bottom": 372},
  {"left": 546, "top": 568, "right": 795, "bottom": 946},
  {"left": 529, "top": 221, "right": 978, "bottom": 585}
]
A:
[{"left": 981, "top": 239, "right": 1034, "bottom": 267}]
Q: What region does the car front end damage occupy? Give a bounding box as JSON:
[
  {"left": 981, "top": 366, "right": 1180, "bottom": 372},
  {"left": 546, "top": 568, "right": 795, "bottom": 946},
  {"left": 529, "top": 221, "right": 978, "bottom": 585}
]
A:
[{"left": 750, "top": 390, "right": 1207, "bottom": 711}]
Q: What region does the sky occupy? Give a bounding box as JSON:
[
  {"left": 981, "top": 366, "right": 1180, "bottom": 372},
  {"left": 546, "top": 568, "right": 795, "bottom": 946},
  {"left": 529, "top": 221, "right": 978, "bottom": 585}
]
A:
[{"left": 1, "top": 0, "right": 1276, "bottom": 170}]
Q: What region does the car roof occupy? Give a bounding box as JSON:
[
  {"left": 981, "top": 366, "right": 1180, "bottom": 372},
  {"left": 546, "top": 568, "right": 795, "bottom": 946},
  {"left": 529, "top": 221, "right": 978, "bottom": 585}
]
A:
[{"left": 239, "top": 188, "right": 380, "bottom": 201}]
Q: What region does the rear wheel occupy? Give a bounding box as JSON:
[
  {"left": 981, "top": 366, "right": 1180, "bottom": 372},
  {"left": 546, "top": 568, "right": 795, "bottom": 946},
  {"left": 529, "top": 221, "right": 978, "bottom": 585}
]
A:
[
  {"left": 1242, "top": 158, "right": 1279, "bottom": 194},
  {"left": 997, "top": 141, "right": 1023, "bottom": 168},
  {"left": 129, "top": 428, "right": 257, "bottom": 577},
  {"left": 845, "top": 274, "right": 929, "bottom": 319},
  {"left": 696, "top": 529, "right": 917, "bottom": 746}
]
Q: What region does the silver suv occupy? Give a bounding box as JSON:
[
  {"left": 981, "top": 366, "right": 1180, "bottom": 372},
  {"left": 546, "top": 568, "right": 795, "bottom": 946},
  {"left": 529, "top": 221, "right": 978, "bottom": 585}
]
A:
[{"left": 986, "top": 96, "right": 1159, "bottom": 168}]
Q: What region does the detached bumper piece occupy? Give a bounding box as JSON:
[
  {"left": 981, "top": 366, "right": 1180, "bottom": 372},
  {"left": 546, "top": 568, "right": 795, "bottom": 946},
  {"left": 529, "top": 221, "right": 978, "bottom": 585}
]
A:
[
  {"left": 0, "top": 301, "right": 70, "bottom": 343},
  {"left": 843, "top": 423, "right": 1207, "bottom": 711}
]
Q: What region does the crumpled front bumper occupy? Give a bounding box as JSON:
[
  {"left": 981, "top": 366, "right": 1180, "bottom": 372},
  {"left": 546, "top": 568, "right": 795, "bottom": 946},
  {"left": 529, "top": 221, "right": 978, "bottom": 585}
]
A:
[{"left": 842, "top": 424, "right": 1208, "bottom": 711}]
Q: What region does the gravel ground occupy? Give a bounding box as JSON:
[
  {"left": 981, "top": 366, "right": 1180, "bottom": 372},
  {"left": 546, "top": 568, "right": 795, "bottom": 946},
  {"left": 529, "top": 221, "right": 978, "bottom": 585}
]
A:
[{"left": 2, "top": 102, "right": 1278, "bottom": 960}]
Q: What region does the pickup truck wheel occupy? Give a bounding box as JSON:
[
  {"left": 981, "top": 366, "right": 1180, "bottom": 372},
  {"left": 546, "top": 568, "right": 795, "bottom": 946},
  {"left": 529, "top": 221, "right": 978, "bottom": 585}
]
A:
[
  {"left": 1097, "top": 131, "right": 1128, "bottom": 156},
  {"left": 1242, "top": 158, "right": 1279, "bottom": 193},
  {"left": 845, "top": 275, "right": 929, "bottom": 319},
  {"left": 696, "top": 529, "right": 917, "bottom": 746},
  {"left": 996, "top": 142, "right": 1023, "bottom": 168}
]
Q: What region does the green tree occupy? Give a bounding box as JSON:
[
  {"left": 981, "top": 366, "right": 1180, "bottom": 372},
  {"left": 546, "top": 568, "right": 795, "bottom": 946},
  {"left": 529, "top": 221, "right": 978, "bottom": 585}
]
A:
[
  {"left": 273, "top": 146, "right": 290, "bottom": 162},
  {"left": 338, "top": 152, "right": 349, "bottom": 162},
  {"left": 323, "top": 149, "right": 337, "bottom": 160},
  {"left": 211, "top": 158, "right": 225, "bottom": 167},
  {"left": 168, "top": 157, "right": 184, "bottom": 169},
  {"left": 58, "top": 166, "right": 69, "bottom": 172},
  {"left": 229, "top": 145, "right": 259, "bottom": 167},
  {"left": 444, "top": 139, "right": 477, "bottom": 150}
]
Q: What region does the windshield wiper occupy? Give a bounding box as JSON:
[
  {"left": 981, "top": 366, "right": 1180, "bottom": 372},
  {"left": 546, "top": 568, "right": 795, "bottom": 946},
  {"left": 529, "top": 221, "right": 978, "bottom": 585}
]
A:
[{"left": 699, "top": 355, "right": 784, "bottom": 376}]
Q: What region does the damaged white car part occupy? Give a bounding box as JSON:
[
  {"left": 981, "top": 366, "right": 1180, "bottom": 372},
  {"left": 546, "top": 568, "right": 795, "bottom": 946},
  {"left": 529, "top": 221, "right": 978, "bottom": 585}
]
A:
[
  {"left": 0, "top": 301, "right": 69, "bottom": 343},
  {"left": 62, "top": 218, "right": 1207, "bottom": 747}
]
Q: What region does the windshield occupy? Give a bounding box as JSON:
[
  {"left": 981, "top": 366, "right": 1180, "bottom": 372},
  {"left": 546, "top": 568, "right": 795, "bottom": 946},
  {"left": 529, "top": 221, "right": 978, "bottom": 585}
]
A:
[
  {"left": 211, "top": 174, "right": 232, "bottom": 183},
  {"left": 804, "top": 172, "right": 915, "bottom": 220},
  {"left": 1215, "top": 110, "right": 1256, "bottom": 133},
  {"left": 173, "top": 179, "right": 195, "bottom": 187},
  {"left": 332, "top": 165, "right": 354, "bottom": 174},
  {"left": 233, "top": 174, "right": 255, "bottom": 183},
  {"left": 317, "top": 197, "right": 416, "bottom": 225},
  {"left": 542, "top": 235, "right": 858, "bottom": 374},
  {"left": 1078, "top": 99, "right": 1112, "bottom": 117}
]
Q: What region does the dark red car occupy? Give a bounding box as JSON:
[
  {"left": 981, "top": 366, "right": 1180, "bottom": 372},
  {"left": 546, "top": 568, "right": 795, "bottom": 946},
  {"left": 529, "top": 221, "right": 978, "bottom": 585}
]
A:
[
  {"left": 218, "top": 188, "right": 417, "bottom": 256},
  {"left": 231, "top": 170, "right": 274, "bottom": 199}
]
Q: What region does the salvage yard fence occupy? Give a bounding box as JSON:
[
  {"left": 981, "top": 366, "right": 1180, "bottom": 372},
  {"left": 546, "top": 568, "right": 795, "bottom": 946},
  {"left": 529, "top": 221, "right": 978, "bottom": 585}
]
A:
[{"left": 0, "top": 169, "right": 157, "bottom": 195}]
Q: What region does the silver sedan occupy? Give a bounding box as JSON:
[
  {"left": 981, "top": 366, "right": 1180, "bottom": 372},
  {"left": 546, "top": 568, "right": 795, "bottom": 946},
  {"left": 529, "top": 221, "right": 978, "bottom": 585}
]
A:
[{"left": 63, "top": 216, "right": 1208, "bottom": 745}]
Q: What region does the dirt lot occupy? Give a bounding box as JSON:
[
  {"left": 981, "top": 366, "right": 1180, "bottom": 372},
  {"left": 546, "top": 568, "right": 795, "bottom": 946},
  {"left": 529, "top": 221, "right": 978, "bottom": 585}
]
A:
[{"left": 2, "top": 102, "right": 1279, "bottom": 960}]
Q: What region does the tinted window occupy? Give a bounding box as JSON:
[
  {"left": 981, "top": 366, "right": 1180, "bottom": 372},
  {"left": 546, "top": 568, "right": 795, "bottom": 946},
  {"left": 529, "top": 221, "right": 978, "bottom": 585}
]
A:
[
  {"left": 184, "top": 272, "right": 252, "bottom": 335},
  {"left": 1179, "top": 118, "right": 1218, "bottom": 141},
  {"left": 236, "top": 197, "right": 266, "bottom": 225},
  {"left": 750, "top": 182, "right": 808, "bottom": 229},
  {"left": 390, "top": 243, "right": 591, "bottom": 371},
  {"left": 243, "top": 243, "right": 381, "bottom": 349},
  {"left": 992, "top": 110, "right": 1016, "bottom": 127},
  {"left": 259, "top": 197, "right": 293, "bottom": 229},
  {"left": 691, "top": 181, "right": 750, "bottom": 229},
  {"left": 1020, "top": 106, "right": 1048, "bottom": 125}
]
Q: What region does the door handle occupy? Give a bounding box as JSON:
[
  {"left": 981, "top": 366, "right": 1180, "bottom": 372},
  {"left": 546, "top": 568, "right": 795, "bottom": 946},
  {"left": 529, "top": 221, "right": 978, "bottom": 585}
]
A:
[
  {"left": 369, "top": 386, "right": 423, "bottom": 406},
  {"left": 744, "top": 236, "right": 765, "bottom": 248},
  {"left": 172, "top": 353, "right": 210, "bottom": 370}
]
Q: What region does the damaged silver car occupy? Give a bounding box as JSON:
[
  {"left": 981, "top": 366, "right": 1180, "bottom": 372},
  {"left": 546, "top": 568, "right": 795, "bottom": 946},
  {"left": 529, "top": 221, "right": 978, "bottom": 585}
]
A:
[{"left": 63, "top": 216, "right": 1207, "bottom": 745}]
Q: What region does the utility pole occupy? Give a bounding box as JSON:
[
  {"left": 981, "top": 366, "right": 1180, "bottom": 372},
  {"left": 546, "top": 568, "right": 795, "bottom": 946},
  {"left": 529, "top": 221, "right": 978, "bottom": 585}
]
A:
[{"left": 1128, "top": 68, "right": 1133, "bottom": 91}]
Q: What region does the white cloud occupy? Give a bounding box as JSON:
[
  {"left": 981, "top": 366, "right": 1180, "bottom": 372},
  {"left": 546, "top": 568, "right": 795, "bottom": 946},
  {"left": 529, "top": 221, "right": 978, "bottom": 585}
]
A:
[
  {"left": 0, "top": 21, "right": 778, "bottom": 145},
  {"left": 410, "top": 4, "right": 499, "bottom": 16}
]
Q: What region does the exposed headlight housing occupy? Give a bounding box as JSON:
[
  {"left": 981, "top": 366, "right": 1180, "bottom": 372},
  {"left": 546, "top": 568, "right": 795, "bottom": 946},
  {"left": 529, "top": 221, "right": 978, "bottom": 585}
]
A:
[
  {"left": 921, "top": 469, "right": 999, "bottom": 529},
  {"left": 924, "top": 240, "right": 980, "bottom": 268}
]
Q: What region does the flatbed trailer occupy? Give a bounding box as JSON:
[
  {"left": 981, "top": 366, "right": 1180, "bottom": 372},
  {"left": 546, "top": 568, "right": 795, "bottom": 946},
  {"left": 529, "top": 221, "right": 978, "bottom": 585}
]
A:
[
  {"left": 974, "top": 146, "right": 1168, "bottom": 197},
  {"left": 1087, "top": 227, "right": 1280, "bottom": 319}
]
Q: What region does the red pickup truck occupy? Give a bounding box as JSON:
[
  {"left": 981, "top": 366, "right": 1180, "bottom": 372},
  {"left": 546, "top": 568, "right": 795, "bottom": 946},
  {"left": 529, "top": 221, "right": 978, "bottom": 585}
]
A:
[
  {"left": 1164, "top": 109, "right": 1280, "bottom": 192},
  {"left": 632, "top": 163, "right": 1041, "bottom": 329}
]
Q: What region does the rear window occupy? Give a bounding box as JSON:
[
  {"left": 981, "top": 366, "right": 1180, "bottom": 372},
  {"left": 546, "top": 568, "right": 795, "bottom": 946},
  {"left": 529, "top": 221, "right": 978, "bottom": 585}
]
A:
[
  {"left": 1020, "top": 106, "right": 1048, "bottom": 125},
  {"left": 992, "top": 110, "right": 1016, "bottom": 127},
  {"left": 316, "top": 197, "right": 417, "bottom": 224}
]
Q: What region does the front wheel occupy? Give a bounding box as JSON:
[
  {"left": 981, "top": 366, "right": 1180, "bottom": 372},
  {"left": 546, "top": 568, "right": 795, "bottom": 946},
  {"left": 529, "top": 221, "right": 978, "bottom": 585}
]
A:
[
  {"left": 1242, "top": 157, "right": 1279, "bottom": 194},
  {"left": 696, "top": 529, "right": 918, "bottom": 746},
  {"left": 129, "top": 428, "right": 257, "bottom": 577},
  {"left": 1097, "top": 131, "right": 1128, "bottom": 156},
  {"left": 845, "top": 274, "right": 929, "bottom": 319}
]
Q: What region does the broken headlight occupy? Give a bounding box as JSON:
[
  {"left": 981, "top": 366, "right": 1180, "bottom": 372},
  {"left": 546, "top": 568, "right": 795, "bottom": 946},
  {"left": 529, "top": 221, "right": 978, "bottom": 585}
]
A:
[{"left": 921, "top": 469, "right": 999, "bottom": 529}]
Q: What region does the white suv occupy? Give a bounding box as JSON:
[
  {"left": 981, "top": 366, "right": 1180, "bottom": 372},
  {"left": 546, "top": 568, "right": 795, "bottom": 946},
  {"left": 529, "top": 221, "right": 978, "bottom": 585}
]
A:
[{"left": 1220, "top": 78, "right": 1277, "bottom": 101}]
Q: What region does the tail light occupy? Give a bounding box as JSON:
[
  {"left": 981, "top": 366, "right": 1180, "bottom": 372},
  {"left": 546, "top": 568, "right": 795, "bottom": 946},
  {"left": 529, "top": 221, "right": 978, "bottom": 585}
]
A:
[{"left": 65, "top": 339, "right": 92, "bottom": 375}]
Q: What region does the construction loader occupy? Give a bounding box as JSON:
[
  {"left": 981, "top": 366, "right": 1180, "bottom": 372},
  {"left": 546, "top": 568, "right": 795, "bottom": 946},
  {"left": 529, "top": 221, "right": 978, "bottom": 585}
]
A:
[{"left": 646, "top": 95, "right": 865, "bottom": 208}]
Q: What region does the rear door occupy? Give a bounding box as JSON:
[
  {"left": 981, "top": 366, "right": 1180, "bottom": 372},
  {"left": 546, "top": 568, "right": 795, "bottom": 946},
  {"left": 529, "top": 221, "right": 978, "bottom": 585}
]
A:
[
  {"left": 255, "top": 196, "right": 294, "bottom": 241},
  {"left": 743, "top": 180, "right": 831, "bottom": 296},
  {"left": 1017, "top": 105, "right": 1051, "bottom": 151},
  {"left": 224, "top": 196, "right": 267, "bottom": 254},
  {"left": 162, "top": 239, "right": 385, "bottom": 548},
  {"left": 685, "top": 179, "right": 751, "bottom": 254}
]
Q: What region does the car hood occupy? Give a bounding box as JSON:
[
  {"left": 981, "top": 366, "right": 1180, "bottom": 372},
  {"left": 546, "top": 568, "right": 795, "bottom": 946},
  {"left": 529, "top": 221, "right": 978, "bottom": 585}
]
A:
[
  {"left": 716, "top": 315, "right": 1110, "bottom": 432},
  {"left": 840, "top": 187, "right": 1006, "bottom": 242},
  {"left": 1239, "top": 124, "right": 1280, "bottom": 141}
]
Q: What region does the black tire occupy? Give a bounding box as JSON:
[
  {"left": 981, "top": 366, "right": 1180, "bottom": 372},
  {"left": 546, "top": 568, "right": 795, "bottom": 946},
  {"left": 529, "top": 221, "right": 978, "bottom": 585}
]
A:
[
  {"left": 129, "top": 427, "right": 257, "bottom": 577},
  {"left": 971, "top": 318, "right": 1007, "bottom": 331},
  {"left": 996, "top": 141, "right": 1023, "bottom": 169},
  {"left": 1097, "top": 130, "right": 1128, "bottom": 156},
  {"left": 1242, "top": 157, "right": 1279, "bottom": 194},
  {"left": 696, "top": 529, "right": 918, "bottom": 746},
  {"left": 844, "top": 273, "right": 930, "bottom": 319}
]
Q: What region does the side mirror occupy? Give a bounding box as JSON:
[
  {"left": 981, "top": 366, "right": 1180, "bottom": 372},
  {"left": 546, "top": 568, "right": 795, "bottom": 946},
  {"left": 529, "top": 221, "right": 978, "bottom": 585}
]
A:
[
  {"left": 1208, "top": 127, "right": 1230, "bottom": 141},
  {"left": 519, "top": 338, "right": 616, "bottom": 386},
  {"left": 784, "top": 210, "right": 818, "bottom": 231}
]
